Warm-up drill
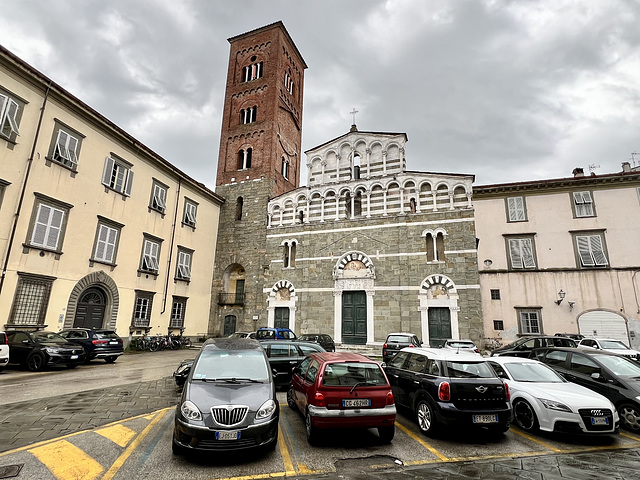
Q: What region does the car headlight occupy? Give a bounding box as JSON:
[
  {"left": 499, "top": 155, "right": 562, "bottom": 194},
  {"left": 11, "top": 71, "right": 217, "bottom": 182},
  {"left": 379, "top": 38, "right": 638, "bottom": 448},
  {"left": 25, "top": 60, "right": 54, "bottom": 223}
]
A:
[
  {"left": 256, "top": 399, "right": 276, "bottom": 420},
  {"left": 45, "top": 347, "right": 62, "bottom": 354},
  {"left": 180, "top": 400, "right": 202, "bottom": 421},
  {"left": 538, "top": 398, "right": 572, "bottom": 413}
]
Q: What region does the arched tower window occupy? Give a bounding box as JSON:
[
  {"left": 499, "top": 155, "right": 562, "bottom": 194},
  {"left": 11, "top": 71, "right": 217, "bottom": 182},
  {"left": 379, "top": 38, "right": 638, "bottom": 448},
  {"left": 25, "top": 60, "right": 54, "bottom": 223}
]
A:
[
  {"left": 345, "top": 192, "right": 352, "bottom": 218},
  {"left": 354, "top": 191, "right": 362, "bottom": 216},
  {"left": 240, "top": 106, "right": 257, "bottom": 124},
  {"left": 243, "top": 58, "right": 263, "bottom": 82},
  {"left": 283, "top": 240, "right": 297, "bottom": 268},
  {"left": 284, "top": 69, "right": 294, "bottom": 94},
  {"left": 235, "top": 197, "right": 243, "bottom": 220},
  {"left": 281, "top": 156, "right": 289, "bottom": 180},
  {"left": 353, "top": 153, "right": 361, "bottom": 179},
  {"left": 237, "top": 148, "right": 252, "bottom": 170},
  {"left": 410, "top": 198, "right": 417, "bottom": 213},
  {"left": 426, "top": 232, "right": 445, "bottom": 261}
]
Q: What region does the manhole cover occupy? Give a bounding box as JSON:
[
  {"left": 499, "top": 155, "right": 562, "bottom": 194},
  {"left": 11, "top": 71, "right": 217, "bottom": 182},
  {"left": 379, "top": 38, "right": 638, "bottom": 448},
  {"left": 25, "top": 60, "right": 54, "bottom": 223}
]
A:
[{"left": 0, "top": 464, "right": 23, "bottom": 479}]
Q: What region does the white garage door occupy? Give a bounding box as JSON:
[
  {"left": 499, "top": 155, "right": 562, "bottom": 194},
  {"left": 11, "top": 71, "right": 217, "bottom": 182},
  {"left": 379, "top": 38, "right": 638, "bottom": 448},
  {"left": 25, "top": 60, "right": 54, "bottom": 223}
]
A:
[{"left": 578, "top": 311, "right": 629, "bottom": 346}]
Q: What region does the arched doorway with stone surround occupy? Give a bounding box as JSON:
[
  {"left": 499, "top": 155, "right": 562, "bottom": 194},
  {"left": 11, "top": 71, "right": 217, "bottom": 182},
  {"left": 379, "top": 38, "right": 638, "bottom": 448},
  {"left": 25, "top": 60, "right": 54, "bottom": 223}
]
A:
[
  {"left": 64, "top": 271, "right": 120, "bottom": 330},
  {"left": 266, "top": 280, "right": 297, "bottom": 333},
  {"left": 418, "top": 274, "right": 459, "bottom": 347},
  {"left": 333, "top": 251, "right": 376, "bottom": 345}
]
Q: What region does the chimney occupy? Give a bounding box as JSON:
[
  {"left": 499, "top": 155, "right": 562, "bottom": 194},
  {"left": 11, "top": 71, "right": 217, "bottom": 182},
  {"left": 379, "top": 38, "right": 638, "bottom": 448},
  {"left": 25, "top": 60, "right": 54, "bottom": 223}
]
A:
[
  {"left": 572, "top": 167, "right": 584, "bottom": 178},
  {"left": 622, "top": 162, "right": 631, "bottom": 173}
]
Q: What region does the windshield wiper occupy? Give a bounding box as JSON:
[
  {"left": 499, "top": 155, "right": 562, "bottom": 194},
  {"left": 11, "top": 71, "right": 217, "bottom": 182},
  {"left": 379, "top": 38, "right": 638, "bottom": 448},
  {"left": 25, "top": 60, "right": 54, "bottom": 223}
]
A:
[{"left": 349, "top": 381, "right": 374, "bottom": 394}]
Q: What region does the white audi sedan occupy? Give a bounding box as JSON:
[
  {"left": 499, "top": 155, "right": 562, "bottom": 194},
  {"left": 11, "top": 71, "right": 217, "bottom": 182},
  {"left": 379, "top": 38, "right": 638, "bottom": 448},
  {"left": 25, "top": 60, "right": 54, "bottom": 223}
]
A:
[{"left": 488, "top": 356, "right": 619, "bottom": 435}]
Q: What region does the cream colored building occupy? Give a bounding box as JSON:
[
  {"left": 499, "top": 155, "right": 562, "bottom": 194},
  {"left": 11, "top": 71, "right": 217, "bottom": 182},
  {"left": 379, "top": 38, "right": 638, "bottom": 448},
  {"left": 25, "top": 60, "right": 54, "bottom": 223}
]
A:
[
  {"left": 474, "top": 165, "right": 640, "bottom": 350},
  {"left": 0, "top": 45, "right": 222, "bottom": 343}
]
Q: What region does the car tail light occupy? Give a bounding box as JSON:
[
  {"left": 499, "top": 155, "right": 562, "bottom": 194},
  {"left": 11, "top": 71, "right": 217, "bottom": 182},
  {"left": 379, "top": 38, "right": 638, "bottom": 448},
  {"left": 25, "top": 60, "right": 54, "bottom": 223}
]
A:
[
  {"left": 409, "top": 344, "right": 415, "bottom": 348},
  {"left": 314, "top": 392, "right": 326, "bottom": 407},
  {"left": 438, "top": 381, "right": 450, "bottom": 401},
  {"left": 504, "top": 382, "right": 510, "bottom": 401},
  {"left": 92, "top": 340, "right": 109, "bottom": 345},
  {"left": 382, "top": 343, "right": 388, "bottom": 350},
  {"left": 474, "top": 348, "right": 480, "bottom": 354},
  {"left": 0, "top": 332, "right": 7, "bottom": 345},
  {"left": 386, "top": 390, "right": 395, "bottom": 405}
]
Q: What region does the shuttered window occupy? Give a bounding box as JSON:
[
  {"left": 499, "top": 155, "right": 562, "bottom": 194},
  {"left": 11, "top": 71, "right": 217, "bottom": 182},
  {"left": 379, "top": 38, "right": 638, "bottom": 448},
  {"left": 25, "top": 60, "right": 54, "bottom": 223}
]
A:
[
  {"left": 519, "top": 310, "right": 541, "bottom": 335},
  {"left": 576, "top": 234, "right": 608, "bottom": 267},
  {"left": 508, "top": 237, "right": 536, "bottom": 269},
  {"left": 94, "top": 224, "right": 119, "bottom": 263},
  {"left": 141, "top": 239, "right": 160, "bottom": 272},
  {"left": 176, "top": 250, "right": 192, "bottom": 280},
  {"left": 506, "top": 197, "right": 526, "bottom": 222},
  {"left": 183, "top": 200, "right": 197, "bottom": 227},
  {"left": 573, "top": 191, "right": 594, "bottom": 217},
  {"left": 31, "top": 204, "right": 65, "bottom": 250},
  {"left": 0, "top": 92, "right": 21, "bottom": 139},
  {"left": 102, "top": 156, "right": 134, "bottom": 196},
  {"left": 150, "top": 182, "right": 167, "bottom": 213},
  {"left": 53, "top": 130, "right": 79, "bottom": 167}
]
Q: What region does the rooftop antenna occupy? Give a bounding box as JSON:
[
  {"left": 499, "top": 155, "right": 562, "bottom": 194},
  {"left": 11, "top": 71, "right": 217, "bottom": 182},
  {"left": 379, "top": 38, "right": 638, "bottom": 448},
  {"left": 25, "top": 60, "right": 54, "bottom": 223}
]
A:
[
  {"left": 632, "top": 152, "right": 640, "bottom": 168},
  {"left": 588, "top": 164, "right": 600, "bottom": 174}
]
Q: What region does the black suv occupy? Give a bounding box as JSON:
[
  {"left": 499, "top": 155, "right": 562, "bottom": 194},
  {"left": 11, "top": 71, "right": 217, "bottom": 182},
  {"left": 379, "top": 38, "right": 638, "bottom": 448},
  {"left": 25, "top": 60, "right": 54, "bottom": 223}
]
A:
[
  {"left": 491, "top": 336, "right": 576, "bottom": 357},
  {"left": 58, "top": 328, "right": 124, "bottom": 363},
  {"left": 531, "top": 346, "right": 640, "bottom": 432},
  {"left": 384, "top": 348, "right": 511, "bottom": 437},
  {"left": 297, "top": 334, "right": 335, "bottom": 352},
  {"left": 172, "top": 337, "right": 279, "bottom": 455},
  {"left": 382, "top": 332, "right": 421, "bottom": 363},
  {"left": 6, "top": 330, "right": 85, "bottom": 371}
]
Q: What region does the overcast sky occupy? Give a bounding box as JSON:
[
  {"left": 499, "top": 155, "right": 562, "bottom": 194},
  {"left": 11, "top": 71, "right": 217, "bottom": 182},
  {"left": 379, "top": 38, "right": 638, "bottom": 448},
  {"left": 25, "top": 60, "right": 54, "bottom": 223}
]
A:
[{"left": 2, "top": 0, "right": 639, "bottom": 188}]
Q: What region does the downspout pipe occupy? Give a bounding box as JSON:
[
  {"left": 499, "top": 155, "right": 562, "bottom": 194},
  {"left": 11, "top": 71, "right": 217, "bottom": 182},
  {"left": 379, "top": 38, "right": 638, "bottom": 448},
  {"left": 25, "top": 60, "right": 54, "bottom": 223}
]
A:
[
  {"left": 0, "top": 81, "right": 52, "bottom": 297},
  {"left": 161, "top": 178, "right": 181, "bottom": 319}
]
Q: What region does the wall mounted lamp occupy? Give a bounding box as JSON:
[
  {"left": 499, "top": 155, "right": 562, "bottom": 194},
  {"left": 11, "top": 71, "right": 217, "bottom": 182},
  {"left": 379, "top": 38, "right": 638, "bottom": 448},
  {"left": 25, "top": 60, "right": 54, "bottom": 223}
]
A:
[
  {"left": 568, "top": 301, "right": 575, "bottom": 311},
  {"left": 555, "top": 290, "right": 566, "bottom": 305}
]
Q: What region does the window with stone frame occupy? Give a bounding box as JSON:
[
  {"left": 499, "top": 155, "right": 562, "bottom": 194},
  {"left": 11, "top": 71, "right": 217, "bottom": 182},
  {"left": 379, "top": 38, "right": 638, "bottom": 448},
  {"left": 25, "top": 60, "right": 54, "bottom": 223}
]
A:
[
  {"left": 518, "top": 309, "right": 542, "bottom": 335},
  {"left": 506, "top": 196, "right": 527, "bottom": 222},
  {"left": 242, "top": 60, "right": 263, "bottom": 82},
  {"left": 284, "top": 69, "right": 294, "bottom": 94},
  {"left": 101, "top": 155, "right": 134, "bottom": 196},
  {"left": 26, "top": 193, "right": 73, "bottom": 254},
  {"left": 132, "top": 291, "right": 154, "bottom": 328},
  {"left": 572, "top": 191, "right": 595, "bottom": 218},
  {"left": 183, "top": 198, "right": 198, "bottom": 228},
  {"left": 47, "top": 121, "right": 84, "bottom": 171},
  {"left": 8, "top": 273, "right": 54, "bottom": 326},
  {"left": 139, "top": 235, "right": 162, "bottom": 275},
  {"left": 572, "top": 231, "right": 609, "bottom": 268},
  {"left": 240, "top": 106, "right": 257, "bottom": 124},
  {"left": 149, "top": 179, "right": 168, "bottom": 215},
  {"left": 493, "top": 320, "right": 504, "bottom": 330},
  {"left": 283, "top": 240, "right": 297, "bottom": 268},
  {"left": 170, "top": 296, "right": 187, "bottom": 329},
  {"left": 425, "top": 232, "right": 445, "bottom": 262},
  {"left": 490, "top": 289, "right": 501, "bottom": 300},
  {"left": 506, "top": 235, "right": 536, "bottom": 269},
  {"left": 0, "top": 87, "right": 25, "bottom": 142},
  {"left": 91, "top": 217, "right": 123, "bottom": 266},
  {"left": 175, "top": 247, "right": 193, "bottom": 281},
  {"left": 237, "top": 147, "right": 252, "bottom": 170}
]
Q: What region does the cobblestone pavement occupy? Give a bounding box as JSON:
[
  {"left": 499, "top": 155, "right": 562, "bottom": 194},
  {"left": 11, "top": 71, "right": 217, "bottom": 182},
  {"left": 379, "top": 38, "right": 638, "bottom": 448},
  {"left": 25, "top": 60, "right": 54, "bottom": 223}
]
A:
[{"left": 2, "top": 376, "right": 640, "bottom": 479}]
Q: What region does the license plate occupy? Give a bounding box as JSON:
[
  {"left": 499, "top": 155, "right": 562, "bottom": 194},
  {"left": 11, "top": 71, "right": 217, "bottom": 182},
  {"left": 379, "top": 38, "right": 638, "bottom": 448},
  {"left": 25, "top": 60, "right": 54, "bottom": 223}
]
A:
[
  {"left": 70, "top": 355, "right": 78, "bottom": 360},
  {"left": 215, "top": 431, "right": 240, "bottom": 441},
  {"left": 591, "top": 417, "right": 609, "bottom": 426},
  {"left": 342, "top": 398, "right": 371, "bottom": 408},
  {"left": 109, "top": 341, "right": 119, "bottom": 345},
  {"left": 473, "top": 415, "right": 498, "bottom": 424}
]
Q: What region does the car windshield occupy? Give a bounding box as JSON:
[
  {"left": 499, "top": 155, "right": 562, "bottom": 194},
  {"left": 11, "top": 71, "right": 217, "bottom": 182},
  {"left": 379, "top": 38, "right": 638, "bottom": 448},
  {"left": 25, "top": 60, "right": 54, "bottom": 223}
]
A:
[
  {"left": 594, "top": 354, "right": 640, "bottom": 376},
  {"left": 31, "top": 331, "right": 67, "bottom": 344},
  {"left": 192, "top": 349, "right": 269, "bottom": 381},
  {"left": 599, "top": 340, "right": 628, "bottom": 350},
  {"left": 387, "top": 335, "right": 412, "bottom": 343},
  {"left": 504, "top": 362, "right": 564, "bottom": 382},
  {"left": 94, "top": 331, "right": 119, "bottom": 339},
  {"left": 299, "top": 335, "right": 318, "bottom": 341},
  {"left": 256, "top": 330, "right": 275, "bottom": 339},
  {"left": 447, "top": 341, "right": 475, "bottom": 348},
  {"left": 228, "top": 332, "right": 246, "bottom": 338},
  {"left": 447, "top": 361, "right": 495, "bottom": 378},
  {"left": 322, "top": 362, "right": 387, "bottom": 387}
]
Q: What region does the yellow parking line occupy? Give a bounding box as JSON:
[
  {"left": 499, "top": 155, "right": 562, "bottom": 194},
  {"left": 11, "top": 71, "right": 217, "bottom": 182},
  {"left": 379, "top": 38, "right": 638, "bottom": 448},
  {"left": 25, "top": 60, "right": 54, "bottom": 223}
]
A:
[
  {"left": 101, "top": 407, "right": 172, "bottom": 480},
  {"left": 277, "top": 425, "right": 296, "bottom": 474},
  {"left": 621, "top": 431, "right": 640, "bottom": 442},
  {"left": 395, "top": 421, "right": 448, "bottom": 461},
  {"left": 95, "top": 424, "right": 137, "bottom": 448},
  {"left": 29, "top": 440, "right": 104, "bottom": 480},
  {"left": 509, "top": 427, "right": 563, "bottom": 452}
]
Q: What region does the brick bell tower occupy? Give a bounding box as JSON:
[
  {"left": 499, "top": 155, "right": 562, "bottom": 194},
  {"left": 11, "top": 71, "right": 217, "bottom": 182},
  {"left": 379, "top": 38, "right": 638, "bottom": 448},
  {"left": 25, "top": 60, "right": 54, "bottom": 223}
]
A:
[{"left": 210, "top": 22, "right": 307, "bottom": 336}]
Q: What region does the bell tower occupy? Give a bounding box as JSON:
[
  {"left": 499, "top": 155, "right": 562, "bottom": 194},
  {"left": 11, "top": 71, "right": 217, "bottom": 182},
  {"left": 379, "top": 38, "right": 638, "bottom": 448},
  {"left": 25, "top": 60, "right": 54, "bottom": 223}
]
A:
[
  {"left": 210, "top": 22, "right": 306, "bottom": 337},
  {"left": 216, "top": 21, "right": 306, "bottom": 196}
]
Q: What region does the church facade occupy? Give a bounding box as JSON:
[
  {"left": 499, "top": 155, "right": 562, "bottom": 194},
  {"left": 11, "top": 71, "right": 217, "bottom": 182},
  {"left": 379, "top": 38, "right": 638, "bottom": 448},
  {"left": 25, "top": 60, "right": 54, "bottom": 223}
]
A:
[{"left": 210, "top": 22, "right": 483, "bottom": 347}]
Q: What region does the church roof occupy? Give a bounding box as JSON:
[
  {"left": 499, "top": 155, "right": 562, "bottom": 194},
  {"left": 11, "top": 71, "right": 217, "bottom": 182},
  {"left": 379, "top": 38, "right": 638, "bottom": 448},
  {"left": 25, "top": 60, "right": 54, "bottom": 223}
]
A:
[{"left": 305, "top": 129, "right": 408, "bottom": 155}]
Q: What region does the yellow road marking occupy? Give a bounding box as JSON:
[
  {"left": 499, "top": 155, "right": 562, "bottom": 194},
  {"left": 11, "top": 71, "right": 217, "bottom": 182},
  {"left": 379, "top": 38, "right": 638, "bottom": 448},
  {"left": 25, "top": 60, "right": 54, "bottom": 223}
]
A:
[
  {"left": 621, "top": 431, "right": 640, "bottom": 442},
  {"left": 101, "top": 407, "right": 172, "bottom": 480},
  {"left": 143, "top": 414, "right": 155, "bottom": 420},
  {"left": 29, "top": 440, "right": 104, "bottom": 480},
  {"left": 95, "top": 424, "right": 137, "bottom": 448},
  {"left": 395, "top": 421, "right": 448, "bottom": 461},
  {"left": 509, "top": 427, "right": 563, "bottom": 452},
  {"left": 277, "top": 425, "right": 296, "bottom": 474}
]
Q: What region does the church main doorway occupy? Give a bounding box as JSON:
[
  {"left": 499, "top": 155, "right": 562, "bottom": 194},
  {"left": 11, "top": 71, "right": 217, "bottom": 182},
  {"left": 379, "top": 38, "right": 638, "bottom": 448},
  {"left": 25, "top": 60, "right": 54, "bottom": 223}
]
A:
[
  {"left": 274, "top": 307, "right": 290, "bottom": 328},
  {"left": 428, "top": 307, "right": 451, "bottom": 347},
  {"left": 73, "top": 287, "right": 106, "bottom": 329},
  {"left": 342, "top": 291, "right": 367, "bottom": 345}
]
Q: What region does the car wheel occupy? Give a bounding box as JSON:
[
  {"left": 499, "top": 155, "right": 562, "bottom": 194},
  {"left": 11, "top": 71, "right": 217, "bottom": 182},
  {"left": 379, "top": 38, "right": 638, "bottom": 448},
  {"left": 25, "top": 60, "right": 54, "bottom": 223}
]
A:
[
  {"left": 27, "top": 352, "right": 45, "bottom": 372},
  {"left": 619, "top": 403, "right": 640, "bottom": 431},
  {"left": 416, "top": 399, "right": 438, "bottom": 436},
  {"left": 513, "top": 399, "right": 539, "bottom": 432},
  {"left": 287, "top": 388, "right": 297, "bottom": 410},
  {"left": 105, "top": 356, "right": 118, "bottom": 364},
  {"left": 82, "top": 349, "right": 91, "bottom": 364},
  {"left": 305, "top": 410, "right": 319, "bottom": 445},
  {"left": 378, "top": 425, "right": 395, "bottom": 443}
]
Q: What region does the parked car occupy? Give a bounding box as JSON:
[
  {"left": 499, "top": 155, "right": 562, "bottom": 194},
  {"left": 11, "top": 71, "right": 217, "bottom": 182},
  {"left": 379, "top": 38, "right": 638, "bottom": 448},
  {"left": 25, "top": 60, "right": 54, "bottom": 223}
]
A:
[
  {"left": 0, "top": 331, "right": 9, "bottom": 372},
  {"left": 382, "top": 332, "right": 421, "bottom": 363},
  {"left": 58, "top": 328, "right": 124, "bottom": 363},
  {"left": 255, "top": 327, "right": 297, "bottom": 340},
  {"left": 297, "top": 333, "right": 335, "bottom": 352},
  {"left": 488, "top": 356, "right": 619, "bottom": 435},
  {"left": 491, "top": 336, "right": 577, "bottom": 357},
  {"left": 555, "top": 333, "right": 585, "bottom": 341},
  {"left": 531, "top": 347, "right": 640, "bottom": 432},
  {"left": 384, "top": 347, "right": 511, "bottom": 437},
  {"left": 6, "top": 330, "right": 85, "bottom": 371},
  {"left": 287, "top": 352, "right": 396, "bottom": 445},
  {"left": 578, "top": 338, "right": 640, "bottom": 361},
  {"left": 228, "top": 331, "right": 256, "bottom": 339},
  {"left": 442, "top": 339, "right": 481, "bottom": 355},
  {"left": 172, "top": 337, "right": 279, "bottom": 455}
]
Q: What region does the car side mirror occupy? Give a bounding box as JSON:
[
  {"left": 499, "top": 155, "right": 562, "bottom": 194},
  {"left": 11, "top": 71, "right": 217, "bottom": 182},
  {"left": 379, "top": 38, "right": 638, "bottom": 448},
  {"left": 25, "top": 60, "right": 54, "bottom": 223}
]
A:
[
  {"left": 22, "top": 339, "right": 30, "bottom": 344},
  {"left": 381, "top": 362, "right": 387, "bottom": 368},
  {"left": 272, "top": 368, "right": 278, "bottom": 377},
  {"left": 591, "top": 372, "right": 605, "bottom": 382}
]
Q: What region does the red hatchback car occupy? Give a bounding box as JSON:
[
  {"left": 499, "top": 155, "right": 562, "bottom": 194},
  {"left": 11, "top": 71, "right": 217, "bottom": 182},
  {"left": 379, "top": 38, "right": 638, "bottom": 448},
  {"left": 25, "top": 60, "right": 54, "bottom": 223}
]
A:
[{"left": 287, "top": 352, "right": 396, "bottom": 444}]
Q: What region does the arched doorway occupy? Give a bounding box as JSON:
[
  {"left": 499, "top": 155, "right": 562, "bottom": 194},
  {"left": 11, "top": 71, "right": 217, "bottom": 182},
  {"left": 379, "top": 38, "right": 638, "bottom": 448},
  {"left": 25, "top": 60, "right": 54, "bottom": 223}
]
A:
[{"left": 73, "top": 287, "right": 107, "bottom": 329}]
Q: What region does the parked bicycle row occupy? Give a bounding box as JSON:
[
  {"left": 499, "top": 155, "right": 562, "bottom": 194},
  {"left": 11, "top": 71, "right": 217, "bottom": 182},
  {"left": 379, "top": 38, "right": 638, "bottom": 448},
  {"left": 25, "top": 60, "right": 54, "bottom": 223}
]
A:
[{"left": 129, "top": 334, "right": 192, "bottom": 352}]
